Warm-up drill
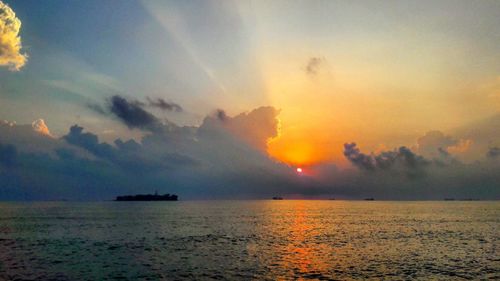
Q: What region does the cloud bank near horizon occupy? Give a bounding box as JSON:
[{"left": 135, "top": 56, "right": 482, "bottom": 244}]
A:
[
  {"left": 0, "top": 97, "right": 306, "bottom": 200},
  {"left": 0, "top": 96, "right": 499, "bottom": 200}
]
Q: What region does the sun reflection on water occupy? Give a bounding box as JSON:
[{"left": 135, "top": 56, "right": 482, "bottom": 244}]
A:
[{"left": 266, "top": 201, "right": 332, "bottom": 280}]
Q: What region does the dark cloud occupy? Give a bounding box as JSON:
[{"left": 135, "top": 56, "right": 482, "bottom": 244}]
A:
[
  {"left": 109, "top": 95, "right": 162, "bottom": 132},
  {"left": 62, "top": 124, "right": 196, "bottom": 172},
  {"left": 0, "top": 149, "right": 139, "bottom": 201},
  {"left": 87, "top": 96, "right": 184, "bottom": 133},
  {"left": 305, "top": 57, "right": 326, "bottom": 76},
  {"left": 398, "top": 146, "right": 429, "bottom": 169},
  {"left": 343, "top": 143, "right": 376, "bottom": 170},
  {"left": 338, "top": 141, "right": 497, "bottom": 199},
  {"left": 215, "top": 109, "right": 227, "bottom": 121},
  {"left": 0, "top": 143, "right": 17, "bottom": 167},
  {"left": 2, "top": 109, "right": 301, "bottom": 200},
  {"left": 114, "top": 139, "right": 141, "bottom": 152},
  {"left": 63, "top": 125, "right": 115, "bottom": 159},
  {"left": 55, "top": 148, "right": 77, "bottom": 160},
  {"left": 1, "top": 105, "right": 499, "bottom": 200},
  {"left": 147, "top": 97, "right": 183, "bottom": 112},
  {"left": 487, "top": 147, "right": 500, "bottom": 159},
  {"left": 344, "top": 143, "right": 429, "bottom": 175}
]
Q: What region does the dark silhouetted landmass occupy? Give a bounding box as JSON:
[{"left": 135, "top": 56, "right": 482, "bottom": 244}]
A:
[
  {"left": 272, "top": 196, "right": 283, "bottom": 200},
  {"left": 115, "top": 193, "right": 178, "bottom": 201}
]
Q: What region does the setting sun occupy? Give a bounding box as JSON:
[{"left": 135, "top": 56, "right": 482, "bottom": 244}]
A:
[{"left": 0, "top": 1, "right": 498, "bottom": 280}]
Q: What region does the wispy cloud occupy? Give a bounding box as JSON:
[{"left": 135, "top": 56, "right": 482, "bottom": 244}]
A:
[
  {"left": 109, "top": 95, "right": 163, "bottom": 132},
  {"left": 304, "top": 57, "right": 326, "bottom": 76},
  {"left": 147, "top": 97, "right": 183, "bottom": 112}
]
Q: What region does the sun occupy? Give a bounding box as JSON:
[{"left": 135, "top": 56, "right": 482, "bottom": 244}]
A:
[{"left": 296, "top": 167, "right": 303, "bottom": 173}]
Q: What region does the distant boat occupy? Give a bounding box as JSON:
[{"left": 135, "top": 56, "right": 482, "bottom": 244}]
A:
[
  {"left": 272, "top": 196, "right": 283, "bottom": 200},
  {"left": 364, "top": 198, "right": 375, "bottom": 201},
  {"left": 115, "top": 192, "right": 178, "bottom": 201}
]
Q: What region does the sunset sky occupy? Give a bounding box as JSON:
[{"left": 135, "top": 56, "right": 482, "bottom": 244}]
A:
[{"left": 0, "top": 0, "right": 499, "bottom": 200}]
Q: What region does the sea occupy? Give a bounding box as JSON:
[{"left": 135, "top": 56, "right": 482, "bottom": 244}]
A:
[{"left": 0, "top": 201, "right": 498, "bottom": 280}]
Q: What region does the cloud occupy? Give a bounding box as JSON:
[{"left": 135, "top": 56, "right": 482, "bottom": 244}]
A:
[
  {"left": 62, "top": 124, "right": 197, "bottom": 173},
  {"left": 147, "top": 97, "right": 183, "bottom": 112},
  {"left": 1, "top": 103, "right": 499, "bottom": 200},
  {"left": 114, "top": 139, "right": 141, "bottom": 152},
  {"left": 109, "top": 95, "right": 163, "bottom": 132},
  {"left": 417, "top": 131, "right": 457, "bottom": 156},
  {"left": 63, "top": 125, "right": 115, "bottom": 159},
  {"left": 86, "top": 102, "right": 108, "bottom": 115},
  {"left": 0, "top": 109, "right": 284, "bottom": 199},
  {"left": 105, "top": 95, "right": 279, "bottom": 151},
  {"left": 451, "top": 113, "right": 500, "bottom": 162},
  {"left": 343, "top": 142, "right": 376, "bottom": 170},
  {"left": 0, "top": 119, "right": 90, "bottom": 157},
  {"left": 447, "top": 139, "right": 473, "bottom": 154},
  {"left": 215, "top": 109, "right": 227, "bottom": 121},
  {"left": 89, "top": 96, "right": 184, "bottom": 131},
  {"left": 200, "top": 107, "right": 280, "bottom": 151},
  {"left": 344, "top": 142, "right": 429, "bottom": 176},
  {"left": 304, "top": 57, "right": 326, "bottom": 76},
  {"left": 417, "top": 130, "right": 473, "bottom": 162},
  {"left": 31, "top": 119, "right": 53, "bottom": 137},
  {"left": 1, "top": 119, "right": 15, "bottom": 126},
  {"left": 487, "top": 147, "right": 500, "bottom": 159},
  {"left": 0, "top": 1, "right": 27, "bottom": 71},
  {"left": 328, "top": 139, "right": 499, "bottom": 199}
]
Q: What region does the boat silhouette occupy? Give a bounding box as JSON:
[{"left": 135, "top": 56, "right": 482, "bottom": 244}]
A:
[{"left": 115, "top": 191, "right": 178, "bottom": 201}]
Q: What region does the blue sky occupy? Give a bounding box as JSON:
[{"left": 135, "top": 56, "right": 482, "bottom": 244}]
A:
[{"left": 1, "top": 1, "right": 277, "bottom": 137}]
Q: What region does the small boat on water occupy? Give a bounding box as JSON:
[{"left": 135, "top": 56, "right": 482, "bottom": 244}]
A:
[
  {"left": 272, "top": 196, "right": 283, "bottom": 200},
  {"left": 364, "top": 198, "right": 375, "bottom": 201}
]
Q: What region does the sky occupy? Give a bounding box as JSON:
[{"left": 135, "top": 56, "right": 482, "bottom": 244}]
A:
[{"left": 0, "top": 0, "right": 499, "bottom": 200}]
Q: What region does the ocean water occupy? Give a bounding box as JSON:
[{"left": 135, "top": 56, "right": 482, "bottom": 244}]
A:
[{"left": 0, "top": 201, "right": 498, "bottom": 280}]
